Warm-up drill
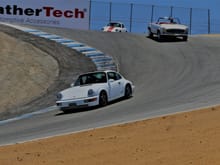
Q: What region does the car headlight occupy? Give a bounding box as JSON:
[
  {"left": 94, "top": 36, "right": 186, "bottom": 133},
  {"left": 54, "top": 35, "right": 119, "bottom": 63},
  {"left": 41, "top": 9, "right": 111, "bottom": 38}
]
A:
[
  {"left": 56, "top": 93, "right": 62, "bottom": 100},
  {"left": 88, "top": 89, "right": 95, "bottom": 97}
]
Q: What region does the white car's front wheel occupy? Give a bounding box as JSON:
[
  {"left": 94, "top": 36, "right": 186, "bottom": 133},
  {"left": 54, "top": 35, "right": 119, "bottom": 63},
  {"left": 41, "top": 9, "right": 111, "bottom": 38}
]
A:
[{"left": 99, "top": 91, "right": 108, "bottom": 106}]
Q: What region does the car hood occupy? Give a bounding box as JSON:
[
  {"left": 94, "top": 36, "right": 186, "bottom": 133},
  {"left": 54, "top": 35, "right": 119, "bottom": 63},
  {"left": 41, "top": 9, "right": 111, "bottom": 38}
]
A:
[
  {"left": 103, "top": 26, "right": 117, "bottom": 32},
  {"left": 160, "top": 24, "right": 188, "bottom": 30},
  {"left": 59, "top": 84, "right": 104, "bottom": 100}
]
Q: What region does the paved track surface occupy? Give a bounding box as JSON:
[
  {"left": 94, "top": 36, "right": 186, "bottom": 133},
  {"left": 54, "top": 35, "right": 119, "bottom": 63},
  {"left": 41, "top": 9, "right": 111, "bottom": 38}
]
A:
[{"left": 1, "top": 26, "right": 220, "bottom": 145}]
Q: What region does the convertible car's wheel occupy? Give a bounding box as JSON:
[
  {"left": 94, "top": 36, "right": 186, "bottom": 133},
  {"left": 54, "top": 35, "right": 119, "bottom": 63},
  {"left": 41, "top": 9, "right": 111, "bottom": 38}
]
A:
[
  {"left": 157, "top": 31, "right": 162, "bottom": 41},
  {"left": 99, "top": 91, "right": 108, "bottom": 106},
  {"left": 148, "top": 28, "right": 153, "bottom": 38},
  {"left": 183, "top": 36, "right": 188, "bottom": 41},
  {"left": 124, "top": 84, "right": 132, "bottom": 99}
]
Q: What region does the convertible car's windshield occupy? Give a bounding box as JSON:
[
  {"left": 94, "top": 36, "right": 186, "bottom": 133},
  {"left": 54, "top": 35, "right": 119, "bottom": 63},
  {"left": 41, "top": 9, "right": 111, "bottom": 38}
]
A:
[
  {"left": 157, "top": 17, "right": 180, "bottom": 24},
  {"left": 74, "top": 72, "right": 107, "bottom": 86}
]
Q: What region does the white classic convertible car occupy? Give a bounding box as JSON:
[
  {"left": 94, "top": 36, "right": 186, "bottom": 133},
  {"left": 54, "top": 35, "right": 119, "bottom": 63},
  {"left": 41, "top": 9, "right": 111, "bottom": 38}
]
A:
[
  {"left": 56, "top": 70, "right": 134, "bottom": 112},
  {"left": 102, "top": 22, "right": 127, "bottom": 32},
  {"left": 148, "top": 17, "right": 188, "bottom": 41}
]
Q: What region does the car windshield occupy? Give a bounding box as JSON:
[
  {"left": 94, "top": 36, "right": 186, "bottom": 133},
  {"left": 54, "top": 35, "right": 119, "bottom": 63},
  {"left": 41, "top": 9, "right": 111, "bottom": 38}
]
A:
[
  {"left": 107, "top": 22, "right": 121, "bottom": 27},
  {"left": 158, "top": 17, "right": 180, "bottom": 24},
  {"left": 74, "top": 72, "right": 107, "bottom": 86}
]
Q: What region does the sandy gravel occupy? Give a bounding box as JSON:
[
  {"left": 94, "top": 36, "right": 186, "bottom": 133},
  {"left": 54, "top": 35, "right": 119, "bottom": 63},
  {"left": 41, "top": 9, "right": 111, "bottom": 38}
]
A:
[{"left": 0, "top": 105, "right": 219, "bottom": 165}]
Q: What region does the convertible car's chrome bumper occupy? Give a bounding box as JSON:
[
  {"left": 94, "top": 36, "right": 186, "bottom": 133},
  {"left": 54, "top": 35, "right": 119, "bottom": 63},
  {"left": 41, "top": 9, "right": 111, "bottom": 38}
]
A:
[
  {"left": 161, "top": 32, "right": 188, "bottom": 36},
  {"left": 162, "top": 30, "right": 188, "bottom": 37}
]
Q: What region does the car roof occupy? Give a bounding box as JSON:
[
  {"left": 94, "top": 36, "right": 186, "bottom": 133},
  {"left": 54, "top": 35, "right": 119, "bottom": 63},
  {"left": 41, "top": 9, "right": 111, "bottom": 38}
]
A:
[
  {"left": 108, "top": 22, "right": 123, "bottom": 24},
  {"left": 79, "top": 70, "right": 117, "bottom": 76},
  {"left": 158, "top": 16, "right": 179, "bottom": 20}
]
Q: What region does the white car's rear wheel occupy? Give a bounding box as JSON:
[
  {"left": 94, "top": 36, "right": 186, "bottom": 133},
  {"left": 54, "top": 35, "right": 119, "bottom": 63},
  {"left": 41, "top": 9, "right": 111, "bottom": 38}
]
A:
[{"left": 124, "top": 84, "right": 132, "bottom": 99}]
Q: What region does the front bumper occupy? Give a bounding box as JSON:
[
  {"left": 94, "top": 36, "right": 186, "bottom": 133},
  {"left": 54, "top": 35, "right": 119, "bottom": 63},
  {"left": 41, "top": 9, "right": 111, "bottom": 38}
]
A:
[
  {"left": 161, "top": 29, "right": 188, "bottom": 37},
  {"left": 56, "top": 96, "right": 99, "bottom": 110},
  {"left": 161, "top": 32, "right": 188, "bottom": 37}
]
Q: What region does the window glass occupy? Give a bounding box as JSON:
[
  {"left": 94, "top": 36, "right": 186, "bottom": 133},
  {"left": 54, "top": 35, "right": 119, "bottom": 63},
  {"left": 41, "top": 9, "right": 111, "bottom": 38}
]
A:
[
  {"left": 74, "top": 72, "right": 107, "bottom": 86},
  {"left": 107, "top": 72, "right": 122, "bottom": 81},
  {"left": 115, "top": 73, "right": 122, "bottom": 80},
  {"left": 107, "top": 72, "right": 115, "bottom": 80}
]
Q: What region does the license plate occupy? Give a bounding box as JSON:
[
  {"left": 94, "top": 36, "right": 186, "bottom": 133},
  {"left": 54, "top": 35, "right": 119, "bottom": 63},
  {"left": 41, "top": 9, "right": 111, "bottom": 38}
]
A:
[{"left": 69, "top": 103, "right": 77, "bottom": 107}]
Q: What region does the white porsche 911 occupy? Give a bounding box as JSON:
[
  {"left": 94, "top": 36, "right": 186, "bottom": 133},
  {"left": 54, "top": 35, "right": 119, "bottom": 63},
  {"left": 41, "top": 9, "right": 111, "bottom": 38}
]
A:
[
  {"left": 101, "top": 22, "right": 127, "bottom": 32},
  {"left": 56, "top": 70, "right": 134, "bottom": 112}
]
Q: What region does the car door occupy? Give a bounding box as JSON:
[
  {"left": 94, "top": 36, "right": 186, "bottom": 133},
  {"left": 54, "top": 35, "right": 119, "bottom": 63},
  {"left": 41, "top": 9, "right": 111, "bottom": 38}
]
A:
[
  {"left": 107, "top": 72, "right": 123, "bottom": 100},
  {"left": 121, "top": 23, "right": 126, "bottom": 32}
]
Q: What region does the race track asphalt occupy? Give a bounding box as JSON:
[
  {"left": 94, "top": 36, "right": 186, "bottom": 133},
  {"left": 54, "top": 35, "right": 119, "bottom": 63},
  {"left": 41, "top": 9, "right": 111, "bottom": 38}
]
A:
[{"left": 1, "top": 26, "right": 220, "bottom": 145}]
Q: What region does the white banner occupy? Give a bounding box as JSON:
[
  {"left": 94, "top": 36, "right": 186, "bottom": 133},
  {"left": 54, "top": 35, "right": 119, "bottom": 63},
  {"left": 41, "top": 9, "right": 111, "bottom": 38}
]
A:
[{"left": 0, "top": 0, "right": 90, "bottom": 30}]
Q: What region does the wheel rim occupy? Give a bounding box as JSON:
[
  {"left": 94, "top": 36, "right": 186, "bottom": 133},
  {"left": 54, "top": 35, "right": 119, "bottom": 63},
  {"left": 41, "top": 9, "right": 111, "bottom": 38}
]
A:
[
  {"left": 157, "top": 32, "right": 161, "bottom": 40},
  {"left": 125, "top": 85, "right": 132, "bottom": 98},
  {"left": 148, "top": 30, "right": 152, "bottom": 37},
  {"left": 100, "top": 92, "right": 107, "bottom": 106}
]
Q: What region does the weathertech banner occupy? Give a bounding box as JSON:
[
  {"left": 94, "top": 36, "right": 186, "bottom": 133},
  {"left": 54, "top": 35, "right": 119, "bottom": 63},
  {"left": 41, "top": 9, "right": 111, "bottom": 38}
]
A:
[{"left": 0, "top": 0, "right": 90, "bottom": 30}]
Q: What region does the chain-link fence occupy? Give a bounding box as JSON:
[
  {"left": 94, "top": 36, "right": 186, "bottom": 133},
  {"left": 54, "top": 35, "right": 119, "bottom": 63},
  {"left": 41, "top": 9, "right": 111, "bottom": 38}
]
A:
[{"left": 89, "top": 1, "right": 216, "bottom": 34}]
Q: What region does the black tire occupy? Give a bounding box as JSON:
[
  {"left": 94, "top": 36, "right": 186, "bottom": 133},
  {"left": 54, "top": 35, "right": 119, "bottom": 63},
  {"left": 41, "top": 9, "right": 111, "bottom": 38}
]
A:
[
  {"left": 124, "top": 84, "right": 132, "bottom": 99},
  {"left": 157, "top": 31, "right": 162, "bottom": 41},
  {"left": 183, "top": 36, "right": 188, "bottom": 41},
  {"left": 99, "top": 91, "right": 108, "bottom": 106},
  {"left": 61, "top": 108, "right": 70, "bottom": 113},
  {"left": 148, "top": 28, "right": 153, "bottom": 38}
]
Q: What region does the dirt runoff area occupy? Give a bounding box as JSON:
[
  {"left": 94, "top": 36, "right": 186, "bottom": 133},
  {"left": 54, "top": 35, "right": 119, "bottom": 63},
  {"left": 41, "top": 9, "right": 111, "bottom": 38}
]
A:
[{"left": 0, "top": 105, "right": 219, "bottom": 165}]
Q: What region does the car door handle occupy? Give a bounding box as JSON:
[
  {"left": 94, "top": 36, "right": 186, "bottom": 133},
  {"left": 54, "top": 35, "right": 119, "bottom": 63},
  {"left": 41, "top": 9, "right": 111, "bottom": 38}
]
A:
[{"left": 118, "top": 82, "right": 121, "bottom": 84}]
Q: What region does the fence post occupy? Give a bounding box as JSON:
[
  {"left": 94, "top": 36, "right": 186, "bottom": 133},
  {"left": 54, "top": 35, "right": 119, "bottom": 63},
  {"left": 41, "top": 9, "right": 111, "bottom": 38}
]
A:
[
  {"left": 109, "top": 2, "right": 112, "bottom": 23},
  {"left": 151, "top": 5, "right": 154, "bottom": 22},
  {"left": 170, "top": 6, "right": 173, "bottom": 17},
  {"left": 208, "top": 9, "right": 210, "bottom": 34},
  {"left": 189, "top": 8, "right": 192, "bottom": 34},
  {"left": 88, "top": 0, "right": 92, "bottom": 30},
  {"left": 130, "top": 3, "right": 133, "bottom": 32}
]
